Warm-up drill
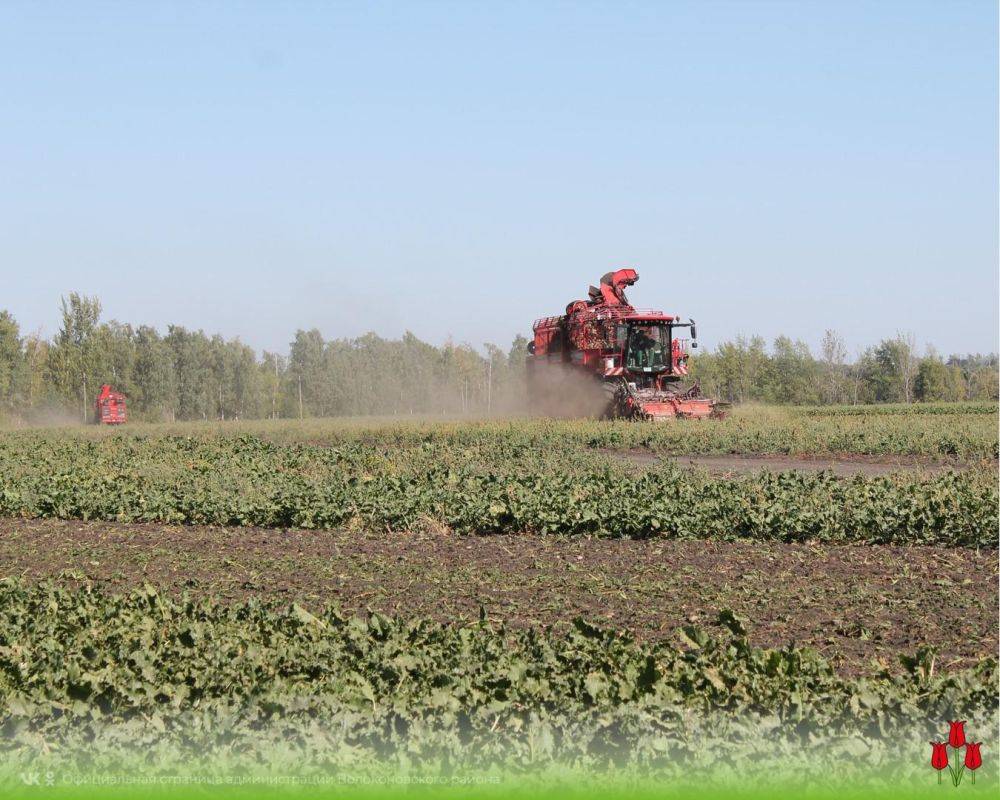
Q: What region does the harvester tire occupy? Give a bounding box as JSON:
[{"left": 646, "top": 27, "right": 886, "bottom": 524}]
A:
[{"left": 601, "top": 379, "right": 625, "bottom": 419}]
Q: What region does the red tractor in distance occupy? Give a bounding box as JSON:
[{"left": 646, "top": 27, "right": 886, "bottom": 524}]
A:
[
  {"left": 94, "top": 384, "right": 127, "bottom": 425},
  {"left": 527, "top": 269, "right": 725, "bottom": 420}
]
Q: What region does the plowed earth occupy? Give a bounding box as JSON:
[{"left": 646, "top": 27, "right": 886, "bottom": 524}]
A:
[{"left": 1, "top": 517, "right": 994, "bottom": 677}]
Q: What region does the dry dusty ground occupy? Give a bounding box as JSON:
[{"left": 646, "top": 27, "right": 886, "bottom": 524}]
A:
[{"left": 0, "top": 517, "right": 994, "bottom": 677}]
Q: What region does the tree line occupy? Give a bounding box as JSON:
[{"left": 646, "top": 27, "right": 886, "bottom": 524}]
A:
[
  {"left": 0, "top": 294, "right": 995, "bottom": 424},
  {"left": 690, "top": 331, "right": 997, "bottom": 406},
  {"left": 0, "top": 294, "right": 530, "bottom": 423}
]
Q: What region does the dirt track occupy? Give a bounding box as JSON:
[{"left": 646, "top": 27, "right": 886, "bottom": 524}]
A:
[
  {"left": 0, "top": 517, "right": 994, "bottom": 677},
  {"left": 601, "top": 449, "right": 970, "bottom": 477}
]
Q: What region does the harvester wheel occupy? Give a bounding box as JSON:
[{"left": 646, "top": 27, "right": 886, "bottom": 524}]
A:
[{"left": 600, "top": 381, "right": 618, "bottom": 419}]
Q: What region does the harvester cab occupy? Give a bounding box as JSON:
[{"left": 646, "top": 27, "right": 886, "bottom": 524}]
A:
[{"left": 527, "top": 270, "right": 725, "bottom": 421}]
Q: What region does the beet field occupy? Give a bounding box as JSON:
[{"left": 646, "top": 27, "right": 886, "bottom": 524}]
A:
[{"left": 0, "top": 403, "right": 996, "bottom": 794}]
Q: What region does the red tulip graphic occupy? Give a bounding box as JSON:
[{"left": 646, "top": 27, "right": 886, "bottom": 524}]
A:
[
  {"left": 948, "top": 720, "right": 967, "bottom": 748},
  {"left": 930, "top": 722, "right": 984, "bottom": 786},
  {"left": 965, "top": 742, "right": 983, "bottom": 784},
  {"left": 930, "top": 741, "right": 949, "bottom": 783}
]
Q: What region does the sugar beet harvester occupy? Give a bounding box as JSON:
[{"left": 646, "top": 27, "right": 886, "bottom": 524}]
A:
[
  {"left": 94, "top": 384, "right": 127, "bottom": 425},
  {"left": 526, "top": 269, "right": 725, "bottom": 421}
]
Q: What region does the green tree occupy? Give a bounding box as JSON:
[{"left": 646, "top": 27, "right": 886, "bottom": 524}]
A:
[
  {"left": 713, "top": 335, "right": 769, "bottom": 403},
  {"left": 915, "top": 353, "right": 965, "bottom": 402},
  {"left": 260, "top": 351, "right": 287, "bottom": 419},
  {"left": 47, "top": 293, "right": 104, "bottom": 420},
  {"left": 288, "top": 329, "right": 327, "bottom": 418},
  {"left": 132, "top": 326, "right": 176, "bottom": 420},
  {"left": 96, "top": 321, "right": 137, "bottom": 397},
  {"left": 765, "top": 336, "right": 819, "bottom": 405},
  {"left": 164, "top": 327, "right": 215, "bottom": 420},
  {"left": 948, "top": 354, "right": 999, "bottom": 401},
  {"left": 0, "top": 311, "right": 23, "bottom": 413},
  {"left": 224, "top": 338, "right": 263, "bottom": 420},
  {"left": 862, "top": 334, "right": 918, "bottom": 404},
  {"left": 819, "top": 329, "right": 848, "bottom": 404},
  {"left": 21, "top": 333, "right": 50, "bottom": 410}
]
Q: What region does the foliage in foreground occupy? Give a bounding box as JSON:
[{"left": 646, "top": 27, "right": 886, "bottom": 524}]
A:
[
  {"left": 0, "top": 581, "right": 995, "bottom": 777},
  {"left": 0, "top": 432, "right": 995, "bottom": 545}
]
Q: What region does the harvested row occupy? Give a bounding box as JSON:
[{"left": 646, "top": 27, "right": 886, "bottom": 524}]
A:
[
  {"left": 0, "top": 580, "right": 995, "bottom": 775},
  {"left": 0, "top": 434, "right": 995, "bottom": 545}
]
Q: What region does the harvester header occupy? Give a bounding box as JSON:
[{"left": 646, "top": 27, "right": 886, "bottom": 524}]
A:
[{"left": 526, "top": 270, "right": 725, "bottom": 420}]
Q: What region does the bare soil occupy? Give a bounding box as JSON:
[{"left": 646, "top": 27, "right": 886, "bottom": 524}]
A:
[
  {"left": 601, "top": 449, "right": 969, "bottom": 477},
  {"left": 0, "top": 517, "right": 994, "bottom": 677}
]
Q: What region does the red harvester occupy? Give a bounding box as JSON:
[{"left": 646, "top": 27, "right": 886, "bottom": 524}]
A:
[
  {"left": 527, "top": 269, "right": 726, "bottom": 420},
  {"left": 94, "top": 384, "right": 127, "bottom": 425}
]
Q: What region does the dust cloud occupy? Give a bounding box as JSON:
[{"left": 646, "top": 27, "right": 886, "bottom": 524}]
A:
[{"left": 526, "top": 363, "right": 613, "bottom": 419}]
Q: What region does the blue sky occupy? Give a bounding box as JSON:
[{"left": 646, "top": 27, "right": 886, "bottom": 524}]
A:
[{"left": 2, "top": 1, "right": 996, "bottom": 357}]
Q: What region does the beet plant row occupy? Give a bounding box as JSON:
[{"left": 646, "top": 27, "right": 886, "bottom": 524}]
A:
[
  {"left": 0, "top": 580, "right": 994, "bottom": 775},
  {"left": 0, "top": 434, "right": 995, "bottom": 545}
]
